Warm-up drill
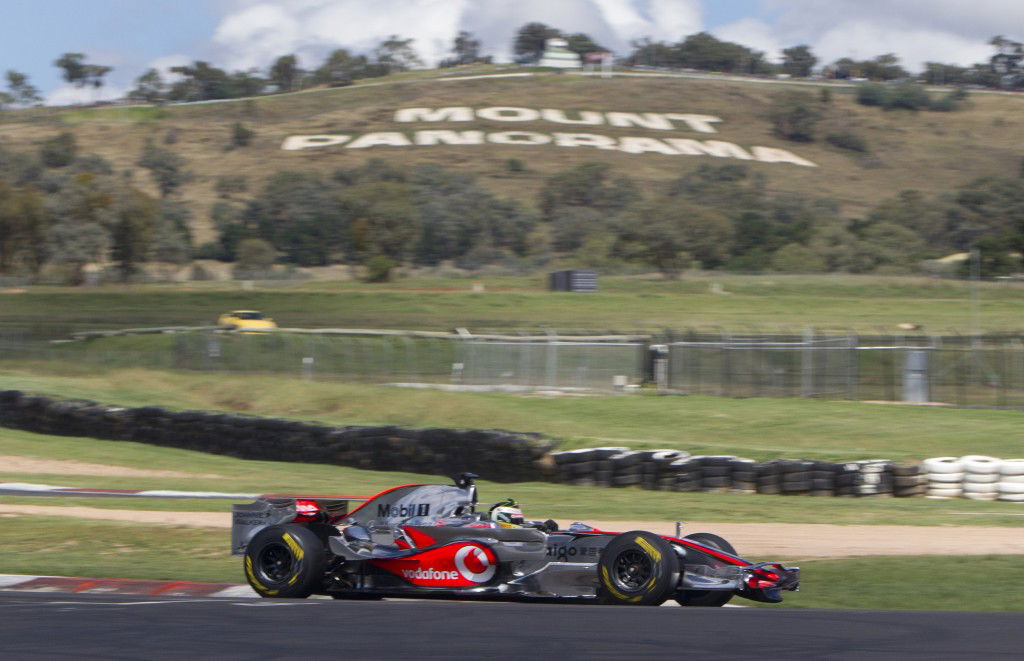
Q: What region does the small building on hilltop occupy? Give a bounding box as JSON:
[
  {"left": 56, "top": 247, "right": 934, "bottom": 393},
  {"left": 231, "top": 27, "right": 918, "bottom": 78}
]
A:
[{"left": 539, "top": 38, "right": 582, "bottom": 69}]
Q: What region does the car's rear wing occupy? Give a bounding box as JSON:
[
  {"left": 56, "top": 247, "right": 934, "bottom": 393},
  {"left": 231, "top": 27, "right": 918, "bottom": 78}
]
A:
[{"left": 231, "top": 495, "right": 366, "bottom": 555}]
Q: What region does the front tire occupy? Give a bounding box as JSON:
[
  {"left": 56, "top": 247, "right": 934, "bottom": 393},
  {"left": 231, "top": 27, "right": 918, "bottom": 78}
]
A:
[
  {"left": 597, "top": 531, "right": 679, "bottom": 606},
  {"left": 675, "top": 532, "right": 736, "bottom": 607},
  {"left": 244, "top": 524, "right": 327, "bottom": 598}
]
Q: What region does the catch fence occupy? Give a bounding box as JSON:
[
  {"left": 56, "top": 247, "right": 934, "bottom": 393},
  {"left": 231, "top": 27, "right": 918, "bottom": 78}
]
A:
[{"left": 4, "top": 328, "right": 1024, "bottom": 407}]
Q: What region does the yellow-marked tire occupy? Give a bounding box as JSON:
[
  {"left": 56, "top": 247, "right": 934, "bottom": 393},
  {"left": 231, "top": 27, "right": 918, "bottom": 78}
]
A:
[
  {"left": 244, "top": 524, "right": 327, "bottom": 599},
  {"left": 597, "top": 531, "right": 679, "bottom": 606}
]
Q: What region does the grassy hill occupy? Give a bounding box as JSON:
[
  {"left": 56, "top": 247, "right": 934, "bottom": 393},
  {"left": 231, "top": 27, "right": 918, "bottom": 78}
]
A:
[{"left": 2, "top": 69, "right": 1023, "bottom": 243}]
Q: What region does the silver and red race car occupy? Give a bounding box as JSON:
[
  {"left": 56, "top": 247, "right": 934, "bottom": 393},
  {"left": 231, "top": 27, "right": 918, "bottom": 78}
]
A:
[{"left": 231, "top": 474, "right": 799, "bottom": 606}]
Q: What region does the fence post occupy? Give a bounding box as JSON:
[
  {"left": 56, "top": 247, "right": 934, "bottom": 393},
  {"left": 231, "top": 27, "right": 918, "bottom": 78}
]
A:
[
  {"left": 801, "top": 327, "right": 814, "bottom": 398},
  {"left": 846, "top": 333, "right": 858, "bottom": 400},
  {"left": 545, "top": 329, "right": 558, "bottom": 388},
  {"left": 902, "top": 350, "right": 930, "bottom": 403}
]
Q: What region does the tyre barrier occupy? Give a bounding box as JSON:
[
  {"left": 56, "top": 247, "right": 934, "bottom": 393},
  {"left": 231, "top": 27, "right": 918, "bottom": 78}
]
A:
[
  {"left": 0, "top": 390, "right": 555, "bottom": 483},
  {"left": 922, "top": 455, "right": 1024, "bottom": 502},
  {"left": 550, "top": 450, "right": 919, "bottom": 498}
]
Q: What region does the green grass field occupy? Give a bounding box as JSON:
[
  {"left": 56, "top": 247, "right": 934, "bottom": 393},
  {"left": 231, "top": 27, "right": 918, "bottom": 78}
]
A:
[
  {"left": 3, "top": 367, "right": 1024, "bottom": 463},
  {"left": 4, "top": 273, "right": 1023, "bottom": 335}
]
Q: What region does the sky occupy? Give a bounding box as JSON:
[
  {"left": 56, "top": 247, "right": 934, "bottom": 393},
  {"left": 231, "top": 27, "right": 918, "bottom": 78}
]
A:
[{"left": 0, "top": 0, "right": 1018, "bottom": 105}]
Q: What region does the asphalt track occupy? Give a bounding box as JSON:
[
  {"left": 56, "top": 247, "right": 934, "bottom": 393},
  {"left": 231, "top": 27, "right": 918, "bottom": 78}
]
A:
[{"left": 1, "top": 592, "right": 1021, "bottom": 660}]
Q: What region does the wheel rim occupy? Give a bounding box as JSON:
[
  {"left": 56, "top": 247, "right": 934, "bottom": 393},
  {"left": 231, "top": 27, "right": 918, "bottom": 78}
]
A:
[
  {"left": 256, "top": 542, "right": 295, "bottom": 583},
  {"left": 612, "top": 548, "right": 653, "bottom": 591}
]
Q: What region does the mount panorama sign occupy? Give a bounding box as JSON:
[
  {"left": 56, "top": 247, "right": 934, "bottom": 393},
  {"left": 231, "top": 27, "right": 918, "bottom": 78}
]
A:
[{"left": 281, "top": 106, "right": 817, "bottom": 167}]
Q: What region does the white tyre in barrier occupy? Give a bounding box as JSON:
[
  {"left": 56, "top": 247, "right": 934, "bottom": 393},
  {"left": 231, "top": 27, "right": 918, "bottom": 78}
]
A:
[
  {"left": 960, "top": 455, "right": 1000, "bottom": 474},
  {"left": 998, "top": 474, "right": 1024, "bottom": 484},
  {"left": 926, "top": 488, "right": 963, "bottom": 498},
  {"left": 923, "top": 457, "right": 963, "bottom": 473},
  {"left": 962, "top": 482, "right": 999, "bottom": 493},
  {"left": 997, "top": 493, "right": 1024, "bottom": 502},
  {"left": 999, "top": 459, "right": 1024, "bottom": 476},
  {"left": 997, "top": 482, "right": 1024, "bottom": 494},
  {"left": 963, "top": 492, "right": 998, "bottom": 501},
  {"left": 963, "top": 472, "right": 1000, "bottom": 483},
  {"left": 926, "top": 472, "right": 965, "bottom": 483}
]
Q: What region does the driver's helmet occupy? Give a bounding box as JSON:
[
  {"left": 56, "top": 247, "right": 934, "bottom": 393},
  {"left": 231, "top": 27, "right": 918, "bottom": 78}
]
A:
[{"left": 489, "top": 498, "right": 524, "bottom": 526}]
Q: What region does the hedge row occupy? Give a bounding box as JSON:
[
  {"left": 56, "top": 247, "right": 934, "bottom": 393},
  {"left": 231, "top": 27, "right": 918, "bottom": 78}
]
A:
[
  {"left": 551, "top": 448, "right": 926, "bottom": 497},
  {"left": 0, "top": 390, "right": 556, "bottom": 483}
]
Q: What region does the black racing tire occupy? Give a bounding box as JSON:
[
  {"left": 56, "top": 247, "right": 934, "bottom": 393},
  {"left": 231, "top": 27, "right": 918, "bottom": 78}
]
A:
[
  {"left": 597, "top": 531, "right": 679, "bottom": 606},
  {"left": 675, "top": 533, "right": 736, "bottom": 608},
  {"left": 244, "top": 524, "right": 328, "bottom": 599}
]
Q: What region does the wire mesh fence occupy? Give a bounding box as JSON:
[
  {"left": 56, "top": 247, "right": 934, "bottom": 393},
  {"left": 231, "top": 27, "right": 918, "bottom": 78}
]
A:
[{"left": 5, "top": 328, "right": 1024, "bottom": 406}]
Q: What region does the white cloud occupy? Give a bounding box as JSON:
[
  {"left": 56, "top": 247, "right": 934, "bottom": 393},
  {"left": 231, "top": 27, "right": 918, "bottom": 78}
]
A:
[
  {"left": 46, "top": 83, "right": 128, "bottom": 106},
  {"left": 713, "top": 18, "right": 782, "bottom": 60},
  {"left": 209, "top": 0, "right": 704, "bottom": 70},
  {"left": 762, "top": 0, "right": 1018, "bottom": 69}
]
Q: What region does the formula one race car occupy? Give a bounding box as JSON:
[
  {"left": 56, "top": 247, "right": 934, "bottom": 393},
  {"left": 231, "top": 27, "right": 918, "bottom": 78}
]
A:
[{"left": 231, "top": 474, "right": 799, "bottom": 606}]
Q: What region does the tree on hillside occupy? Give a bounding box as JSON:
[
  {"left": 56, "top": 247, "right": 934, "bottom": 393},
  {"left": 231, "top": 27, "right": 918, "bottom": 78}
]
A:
[
  {"left": 137, "top": 139, "right": 192, "bottom": 197},
  {"left": 109, "top": 186, "right": 159, "bottom": 280},
  {"left": 167, "top": 61, "right": 264, "bottom": 101},
  {"left": 990, "top": 35, "right": 1024, "bottom": 88},
  {"left": 269, "top": 54, "right": 301, "bottom": 92},
  {"left": 373, "top": 35, "right": 423, "bottom": 72},
  {"left": 0, "top": 181, "right": 48, "bottom": 274},
  {"left": 5, "top": 70, "right": 41, "bottom": 106},
  {"left": 675, "top": 32, "right": 769, "bottom": 74},
  {"left": 613, "top": 198, "right": 733, "bottom": 276},
  {"left": 565, "top": 33, "right": 606, "bottom": 57},
  {"left": 54, "top": 53, "right": 111, "bottom": 89},
  {"left": 513, "top": 22, "right": 561, "bottom": 61},
  {"left": 129, "top": 68, "right": 166, "bottom": 102},
  {"left": 621, "top": 38, "right": 675, "bottom": 67},
  {"left": 312, "top": 49, "right": 388, "bottom": 85},
  {"left": 781, "top": 45, "right": 817, "bottom": 77},
  {"left": 539, "top": 162, "right": 639, "bottom": 221},
  {"left": 443, "top": 31, "right": 483, "bottom": 66}
]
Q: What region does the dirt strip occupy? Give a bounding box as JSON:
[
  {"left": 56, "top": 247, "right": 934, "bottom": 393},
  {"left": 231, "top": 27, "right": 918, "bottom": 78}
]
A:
[
  {"left": 2, "top": 505, "right": 1022, "bottom": 558},
  {"left": 0, "top": 456, "right": 221, "bottom": 479}
]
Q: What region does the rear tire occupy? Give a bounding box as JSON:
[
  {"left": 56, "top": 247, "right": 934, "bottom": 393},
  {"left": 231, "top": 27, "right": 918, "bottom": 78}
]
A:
[
  {"left": 244, "top": 524, "right": 327, "bottom": 598},
  {"left": 675, "top": 532, "right": 736, "bottom": 608},
  {"left": 597, "top": 531, "right": 679, "bottom": 606}
]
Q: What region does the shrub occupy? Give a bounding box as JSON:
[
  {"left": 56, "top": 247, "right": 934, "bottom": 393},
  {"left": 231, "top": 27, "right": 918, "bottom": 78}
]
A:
[
  {"left": 364, "top": 255, "right": 397, "bottom": 282},
  {"left": 768, "top": 91, "right": 820, "bottom": 142},
  {"left": 38, "top": 132, "right": 78, "bottom": 168},
  {"left": 856, "top": 83, "right": 890, "bottom": 107},
  {"left": 888, "top": 83, "right": 931, "bottom": 110},
  {"left": 231, "top": 122, "right": 254, "bottom": 148},
  {"left": 214, "top": 174, "right": 248, "bottom": 198},
  {"left": 825, "top": 130, "right": 870, "bottom": 153}
]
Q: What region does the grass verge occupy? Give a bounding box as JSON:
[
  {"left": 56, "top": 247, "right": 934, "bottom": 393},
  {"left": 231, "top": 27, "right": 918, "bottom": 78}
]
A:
[
  {"left": 781, "top": 555, "right": 1024, "bottom": 611},
  {"left": 2, "top": 367, "right": 1024, "bottom": 462}
]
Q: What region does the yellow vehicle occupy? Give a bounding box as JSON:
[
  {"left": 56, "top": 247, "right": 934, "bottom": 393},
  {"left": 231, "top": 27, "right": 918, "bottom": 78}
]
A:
[{"left": 218, "top": 310, "right": 277, "bottom": 332}]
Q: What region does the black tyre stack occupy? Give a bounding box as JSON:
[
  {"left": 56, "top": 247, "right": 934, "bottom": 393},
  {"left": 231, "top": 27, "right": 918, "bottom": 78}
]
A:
[
  {"left": 755, "top": 460, "right": 782, "bottom": 495},
  {"left": 551, "top": 447, "right": 626, "bottom": 487},
  {"left": 891, "top": 463, "right": 926, "bottom": 497},
  {"left": 695, "top": 455, "right": 735, "bottom": 492},
  {"left": 810, "top": 461, "right": 841, "bottom": 496},
  {"left": 779, "top": 459, "right": 814, "bottom": 496},
  {"left": 669, "top": 456, "right": 702, "bottom": 492},
  {"left": 729, "top": 458, "right": 757, "bottom": 494}
]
